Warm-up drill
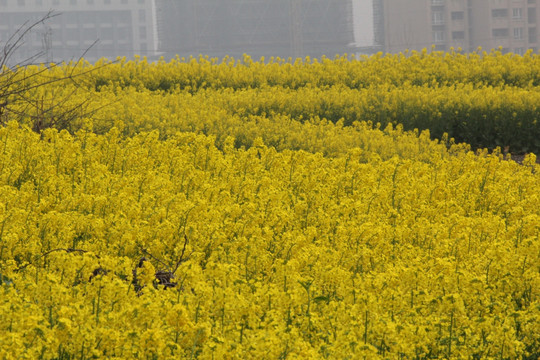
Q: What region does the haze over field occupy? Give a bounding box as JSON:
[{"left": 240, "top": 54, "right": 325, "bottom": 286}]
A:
[{"left": 3, "top": 0, "right": 538, "bottom": 66}]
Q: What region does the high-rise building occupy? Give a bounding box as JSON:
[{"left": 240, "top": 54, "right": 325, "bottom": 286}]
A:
[
  {"left": 155, "top": 0, "right": 355, "bottom": 61},
  {"left": 0, "top": 0, "right": 355, "bottom": 64},
  {"left": 374, "top": 0, "right": 540, "bottom": 54},
  {"left": 469, "top": 0, "right": 538, "bottom": 54},
  {"left": 0, "top": 0, "right": 158, "bottom": 65}
]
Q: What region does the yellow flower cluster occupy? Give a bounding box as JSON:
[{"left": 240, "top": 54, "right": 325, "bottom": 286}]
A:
[
  {"left": 6, "top": 50, "right": 540, "bottom": 153},
  {"left": 0, "top": 121, "right": 538, "bottom": 358},
  {"left": 0, "top": 53, "right": 539, "bottom": 358}
]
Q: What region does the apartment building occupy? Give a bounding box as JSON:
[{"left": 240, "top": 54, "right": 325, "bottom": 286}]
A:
[
  {"left": 0, "top": 0, "right": 158, "bottom": 65},
  {"left": 470, "top": 0, "right": 539, "bottom": 54},
  {"left": 377, "top": 0, "right": 540, "bottom": 54},
  {"left": 155, "top": 0, "right": 354, "bottom": 60}
]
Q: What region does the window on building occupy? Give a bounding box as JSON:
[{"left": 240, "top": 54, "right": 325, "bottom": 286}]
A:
[
  {"left": 530, "top": 27, "right": 538, "bottom": 43},
  {"left": 433, "top": 30, "right": 445, "bottom": 42},
  {"left": 81, "top": 12, "right": 96, "bottom": 24},
  {"left": 66, "top": 29, "right": 78, "bottom": 42},
  {"left": 17, "top": 0, "right": 25, "bottom": 6},
  {"left": 492, "top": 28, "right": 509, "bottom": 37},
  {"left": 514, "top": 27, "right": 524, "bottom": 39},
  {"left": 434, "top": 44, "right": 447, "bottom": 51},
  {"left": 101, "top": 28, "right": 113, "bottom": 40},
  {"left": 452, "top": 31, "right": 465, "bottom": 39},
  {"left": 492, "top": 9, "right": 509, "bottom": 18},
  {"left": 0, "top": 0, "right": 6, "bottom": 7},
  {"left": 36, "top": 0, "right": 43, "bottom": 5},
  {"left": 87, "top": 0, "right": 94, "bottom": 3},
  {"left": 432, "top": 11, "right": 444, "bottom": 25},
  {"left": 528, "top": 0, "right": 536, "bottom": 4},
  {"left": 139, "top": 9, "right": 146, "bottom": 22},
  {"left": 118, "top": 27, "right": 129, "bottom": 41},
  {"left": 99, "top": 12, "right": 112, "bottom": 25},
  {"left": 528, "top": 8, "right": 537, "bottom": 23},
  {"left": 514, "top": 47, "right": 524, "bottom": 55},
  {"left": 451, "top": 11, "right": 464, "bottom": 20},
  {"left": 513, "top": 8, "right": 523, "bottom": 19},
  {"left": 121, "top": 0, "right": 128, "bottom": 4},
  {"left": 83, "top": 27, "right": 97, "bottom": 42},
  {"left": 139, "top": 26, "right": 146, "bottom": 39},
  {"left": 138, "top": 0, "right": 145, "bottom": 3}
]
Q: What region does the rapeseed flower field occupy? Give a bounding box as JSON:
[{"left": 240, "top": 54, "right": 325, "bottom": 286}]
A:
[{"left": 0, "top": 51, "right": 539, "bottom": 359}]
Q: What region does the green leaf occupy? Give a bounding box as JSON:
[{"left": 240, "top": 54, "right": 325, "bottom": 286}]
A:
[
  {"left": 0, "top": 273, "right": 14, "bottom": 287},
  {"left": 313, "top": 296, "right": 330, "bottom": 303}
]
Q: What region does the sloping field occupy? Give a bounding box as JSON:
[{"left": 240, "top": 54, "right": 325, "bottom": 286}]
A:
[{"left": 0, "top": 52, "right": 539, "bottom": 359}]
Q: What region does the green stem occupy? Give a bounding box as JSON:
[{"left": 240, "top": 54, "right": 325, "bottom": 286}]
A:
[{"left": 448, "top": 309, "right": 454, "bottom": 358}]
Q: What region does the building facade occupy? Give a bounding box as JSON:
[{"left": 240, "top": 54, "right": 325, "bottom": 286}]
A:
[
  {"left": 469, "top": 0, "right": 538, "bottom": 54},
  {"left": 0, "top": 0, "right": 158, "bottom": 65},
  {"left": 1, "top": 0, "right": 355, "bottom": 64},
  {"left": 155, "top": 0, "right": 355, "bottom": 61},
  {"left": 376, "top": 0, "right": 540, "bottom": 54}
]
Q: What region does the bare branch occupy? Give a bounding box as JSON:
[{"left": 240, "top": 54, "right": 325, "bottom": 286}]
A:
[
  {"left": 0, "top": 11, "right": 59, "bottom": 69},
  {"left": 0, "top": 11, "right": 118, "bottom": 133},
  {"left": 172, "top": 234, "right": 190, "bottom": 274},
  {"left": 141, "top": 249, "right": 170, "bottom": 271}
]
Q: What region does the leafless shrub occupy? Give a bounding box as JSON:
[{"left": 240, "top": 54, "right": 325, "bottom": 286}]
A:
[
  {"left": 0, "top": 11, "right": 112, "bottom": 133},
  {"left": 132, "top": 235, "right": 191, "bottom": 295}
]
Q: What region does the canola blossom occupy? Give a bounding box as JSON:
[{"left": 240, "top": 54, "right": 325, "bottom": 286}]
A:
[
  {"left": 6, "top": 49, "right": 540, "bottom": 153},
  {"left": 0, "top": 52, "right": 539, "bottom": 359}
]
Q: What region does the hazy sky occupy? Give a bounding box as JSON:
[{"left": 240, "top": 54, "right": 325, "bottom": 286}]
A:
[
  {"left": 1, "top": 0, "right": 377, "bottom": 64},
  {"left": 353, "top": 0, "right": 374, "bottom": 47}
]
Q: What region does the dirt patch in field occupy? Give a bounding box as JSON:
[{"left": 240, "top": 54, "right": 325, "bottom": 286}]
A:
[{"left": 509, "top": 153, "right": 540, "bottom": 165}]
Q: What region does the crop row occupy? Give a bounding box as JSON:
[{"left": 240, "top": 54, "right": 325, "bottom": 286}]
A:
[
  {"left": 0, "top": 120, "right": 538, "bottom": 358},
  {"left": 4, "top": 52, "right": 540, "bottom": 153}
]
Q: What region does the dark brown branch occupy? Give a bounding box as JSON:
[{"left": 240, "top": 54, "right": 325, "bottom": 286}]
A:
[
  {"left": 0, "top": 11, "right": 59, "bottom": 69},
  {"left": 0, "top": 11, "right": 118, "bottom": 133},
  {"left": 132, "top": 234, "right": 191, "bottom": 294},
  {"left": 172, "top": 234, "right": 189, "bottom": 274},
  {"left": 141, "top": 249, "right": 170, "bottom": 270}
]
